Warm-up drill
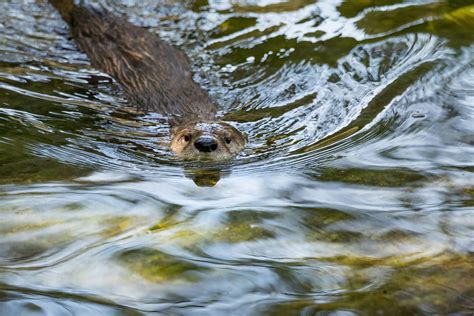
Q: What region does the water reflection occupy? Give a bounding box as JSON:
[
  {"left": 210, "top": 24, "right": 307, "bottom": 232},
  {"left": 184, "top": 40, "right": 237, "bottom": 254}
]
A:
[
  {"left": 0, "top": 0, "right": 473, "bottom": 314},
  {"left": 184, "top": 168, "right": 222, "bottom": 187},
  {"left": 1, "top": 172, "right": 473, "bottom": 313}
]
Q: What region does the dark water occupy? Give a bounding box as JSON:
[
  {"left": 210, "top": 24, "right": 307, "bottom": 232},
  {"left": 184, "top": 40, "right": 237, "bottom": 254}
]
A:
[{"left": 1, "top": 0, "right": 474, "bottom": 314}]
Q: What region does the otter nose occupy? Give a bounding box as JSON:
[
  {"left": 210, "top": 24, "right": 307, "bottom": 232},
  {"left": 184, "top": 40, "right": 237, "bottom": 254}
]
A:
[{"left": 194, "top": 136, "right": 218, "bottom": 153}]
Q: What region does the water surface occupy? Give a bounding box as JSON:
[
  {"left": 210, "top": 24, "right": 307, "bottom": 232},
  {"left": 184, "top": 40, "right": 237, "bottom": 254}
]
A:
[{"left": 0, "top": 0, "right": 473, "bottom": 314}]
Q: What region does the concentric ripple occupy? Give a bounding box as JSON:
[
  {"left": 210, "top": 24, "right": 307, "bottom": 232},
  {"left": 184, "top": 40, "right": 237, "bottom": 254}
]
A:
[{"left": 1, "top": 0, "right": 473, "bottom": 314}]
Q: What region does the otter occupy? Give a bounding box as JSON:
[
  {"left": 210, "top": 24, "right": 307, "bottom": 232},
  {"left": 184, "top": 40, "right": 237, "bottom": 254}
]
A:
[{"left": 49, "top": 0, "right": 246, "bottom": 161}]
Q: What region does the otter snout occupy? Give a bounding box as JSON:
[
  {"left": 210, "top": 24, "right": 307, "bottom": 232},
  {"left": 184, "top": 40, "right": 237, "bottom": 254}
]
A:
[{"left": 194, "top": 136, "right": 218, "bottom": 152}]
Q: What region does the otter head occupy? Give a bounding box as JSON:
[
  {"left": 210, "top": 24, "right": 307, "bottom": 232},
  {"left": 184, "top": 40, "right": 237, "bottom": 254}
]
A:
[{"left": 170, "top": 121, "right": 246, "bottom": 161}]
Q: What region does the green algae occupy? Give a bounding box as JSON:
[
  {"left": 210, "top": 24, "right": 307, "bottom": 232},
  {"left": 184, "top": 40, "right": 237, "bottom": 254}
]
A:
[{"left": 118, "top": 248, "right": 207, "bottom": 283}]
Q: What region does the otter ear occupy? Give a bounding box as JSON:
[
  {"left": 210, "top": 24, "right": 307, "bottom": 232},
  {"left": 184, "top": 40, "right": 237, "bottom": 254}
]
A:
[
  {"left": 170, "top": 121, "right": 183, "bottom": 137},
  {"left": 169, "top": 116, "right": 184, "bottom": 135}
]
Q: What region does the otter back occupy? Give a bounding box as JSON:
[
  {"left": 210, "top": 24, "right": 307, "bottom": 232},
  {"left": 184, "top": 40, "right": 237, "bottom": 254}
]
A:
[{"left": 51, "top": 1, "right": 217, "bottom": 123}]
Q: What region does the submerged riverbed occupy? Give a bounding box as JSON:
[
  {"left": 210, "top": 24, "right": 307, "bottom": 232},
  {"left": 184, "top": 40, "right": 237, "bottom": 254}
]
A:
[{"left": 1, "top": 0, "right": 473, "bottom": 314}]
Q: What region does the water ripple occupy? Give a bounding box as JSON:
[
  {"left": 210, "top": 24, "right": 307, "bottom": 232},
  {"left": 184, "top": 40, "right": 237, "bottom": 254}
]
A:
[{"left": 1, "top": 0, "right": 473, "bottom": 314}]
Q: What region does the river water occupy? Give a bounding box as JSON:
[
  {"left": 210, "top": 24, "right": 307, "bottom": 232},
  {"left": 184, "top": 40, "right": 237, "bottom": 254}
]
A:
[{"left": 0, "top": 0, "right": 473, "bottom": 314}]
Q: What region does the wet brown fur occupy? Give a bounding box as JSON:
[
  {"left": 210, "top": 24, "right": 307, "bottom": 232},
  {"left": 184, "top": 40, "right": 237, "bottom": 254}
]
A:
[
  {"left": 49, "top": 0, "right": 246, "bottom": 159},
  {"left": 49, "top": 0, "right": 216, "bottom": 125}
]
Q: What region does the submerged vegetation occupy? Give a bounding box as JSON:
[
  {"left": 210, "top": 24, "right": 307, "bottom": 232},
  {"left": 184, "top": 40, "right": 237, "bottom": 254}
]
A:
[{"left": 0, "top": 0, "right": 473, "bottom": 314}]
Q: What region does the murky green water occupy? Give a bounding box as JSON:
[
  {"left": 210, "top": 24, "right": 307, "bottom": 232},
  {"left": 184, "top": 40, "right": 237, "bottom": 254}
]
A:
[{"left": 1, "top": 0, "right": 473, "bottom": 314}]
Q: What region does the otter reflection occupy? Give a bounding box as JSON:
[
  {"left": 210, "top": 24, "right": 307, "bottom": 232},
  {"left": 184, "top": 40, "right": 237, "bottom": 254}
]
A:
[{"left": 184, "top": 168, "right": 222, "bottom": 187}]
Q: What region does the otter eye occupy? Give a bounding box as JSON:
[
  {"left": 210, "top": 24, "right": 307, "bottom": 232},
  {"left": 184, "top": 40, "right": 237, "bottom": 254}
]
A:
[
  {"left": 183, "top": 134, "right": 191, "bottom": 142},
  {"left": 224, "top": 136, "right": 232, "bottom": 144}
]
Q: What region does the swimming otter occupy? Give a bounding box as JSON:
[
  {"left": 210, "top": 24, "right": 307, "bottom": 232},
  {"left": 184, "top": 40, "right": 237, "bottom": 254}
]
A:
[{"left": 49, "top": 0, "right": 246, "bottom": 161}]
